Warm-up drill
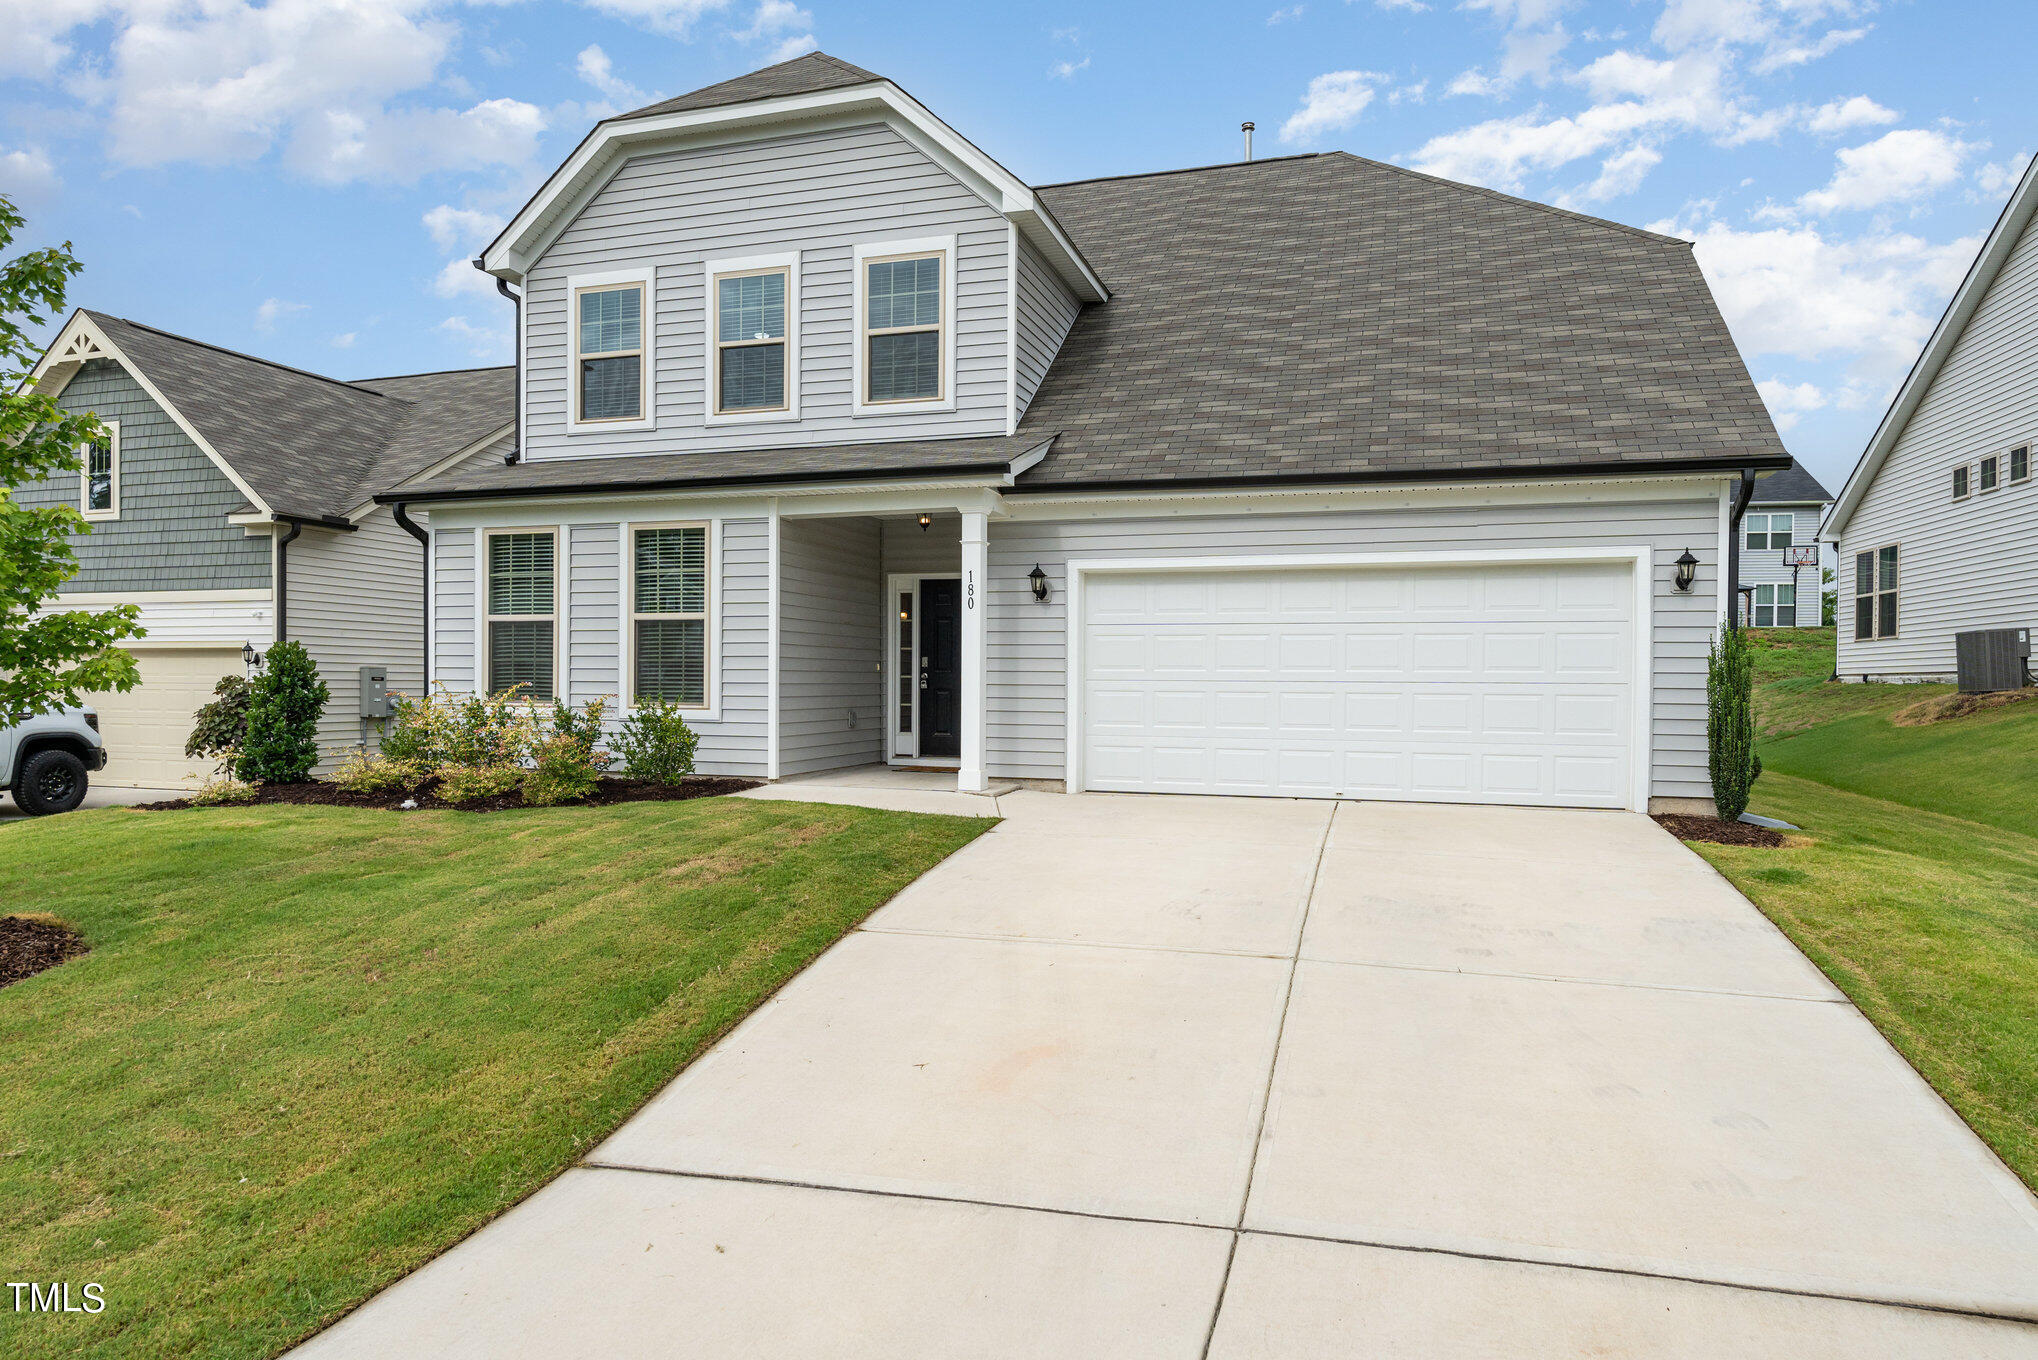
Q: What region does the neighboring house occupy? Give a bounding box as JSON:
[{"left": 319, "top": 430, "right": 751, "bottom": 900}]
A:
[
  {"left": 378, "top": 52, "right": 1791, "bottom": 815},
  {"left": 20, "top": 311, "right": 512, "bottom": 786},
  {"left": 1827, "top": 155, "right": 2038, "bottom": 682},
  {"left": 1737, "top": 458, "right": 1833, "bottom": 628}
]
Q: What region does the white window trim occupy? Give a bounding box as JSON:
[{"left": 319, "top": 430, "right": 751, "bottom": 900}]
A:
[
  {"left": 1744, "top": 510, "right": 1792, "bottom": 551},
  {"left": 568, "top": 266, "right": 656, "bottom": 435},
  {"left": 81, "top": 420, "right": 120, "bottom": 521},
  {"left": 1852, "top": 543, "right": 1899, "bottom": 641},
  {"left": 479, "top": 526, "right": 564, "bottom": 701},
  {"left": 1752, "top": 582, "right": 1797, "bottom": 628},
  {"left": 1952, "top": 464, "right": 1972, "bottom": 500},
  {"left": 702, "top": 252, "right": 800, "bottom": 427},
  {"left": 851, "top": 234, "right": 957, "bottom": 418},
  {"left": 620, "top": 519, "right": 721, "bottom": 720},
  {"left": 2011, "top": 445, "right": 2032, "bottom": 484}
]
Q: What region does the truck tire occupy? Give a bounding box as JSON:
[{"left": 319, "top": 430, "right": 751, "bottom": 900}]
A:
[{"left": 16, "top": 748, "right": 89, "bottom": 815}]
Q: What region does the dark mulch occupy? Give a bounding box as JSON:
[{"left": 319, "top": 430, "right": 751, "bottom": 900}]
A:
[
  {"left": 0, "top": 915, "right": 89, "bottom": 989},
  {"left": 137, "top": 775, "right": 761, "bottom": 815},
  {"left": 1653, "top": 814, "right": 1787, "bottom": 848}
]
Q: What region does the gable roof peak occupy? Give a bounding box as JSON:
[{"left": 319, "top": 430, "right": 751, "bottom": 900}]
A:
[{"left": 618, "top": 51, "right": 883, "bottom": 121}]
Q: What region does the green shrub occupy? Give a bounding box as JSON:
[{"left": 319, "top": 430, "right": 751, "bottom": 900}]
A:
[
  {"left": 189, "top": 770, "right": 256, "bottom": 806},
  {"left": 614, "top": 700, "right": 698, "bottom": 785},
  {"left": 1707, "top": 623, "right": 1758, "bottom": 821},
  {"left": 523, "top": 698, "right": 610, "bottom": 807},
  {"left": 185, "top": 674, "right": 252, "bottom": 763},
  {"left": 382, "top": 685, "right": 541, "bottom": 771},
  {"left": 329, "top": 747, "right": 430, "bottom": 795},
  {"left": 435, "top": 764, "right": 524, "bottom": 804},
  {"left": 237, "top": 641, "right": 329, "bottom": 784}
]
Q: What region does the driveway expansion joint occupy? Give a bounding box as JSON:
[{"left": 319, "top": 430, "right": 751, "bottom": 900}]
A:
[{"left": 1297, "top": 952, "right": 1856, "bottom": 1004}]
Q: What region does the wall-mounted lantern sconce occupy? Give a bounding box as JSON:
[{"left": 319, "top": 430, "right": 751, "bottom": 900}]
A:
[
  {"left": 242, "top": 640, "right": 262, "bottom": 671},
  {"left": 917, "top": 513, "right": 932, "bottom": 532},
  {"left": 1673, "top": 549, "right": 1699, "bottom": 593},
  {"left": 1028, "top": 564, "right": 1050, "bottom": 602}
]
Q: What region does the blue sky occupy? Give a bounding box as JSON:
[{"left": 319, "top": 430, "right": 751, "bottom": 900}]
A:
[{"left": 2, "top": 0, "right": 2028, "bottom": 494}]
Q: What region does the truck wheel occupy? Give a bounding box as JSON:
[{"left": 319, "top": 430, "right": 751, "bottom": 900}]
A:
[{"left": 17, "top": 749, "right": 89, "bottom": 815}]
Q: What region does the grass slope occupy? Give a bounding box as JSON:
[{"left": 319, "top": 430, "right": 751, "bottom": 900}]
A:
[{"left": 0, "top": 798, "right": 990, "bottom": 1359}]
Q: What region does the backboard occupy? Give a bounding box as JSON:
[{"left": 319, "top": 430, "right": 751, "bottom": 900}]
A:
[{"left": 1785, "top": 545, "right": 1819, "bottom": 567}]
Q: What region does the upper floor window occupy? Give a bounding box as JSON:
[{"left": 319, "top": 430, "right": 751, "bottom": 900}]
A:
[
  {"left": 571, "top": 269, "right": 653, "bottom": 431},
  {"left": 80, "top": 421, "right": 119, "bottom": 521},
  {"left": 632, "top": 524, "right": 710, "bottom": 708},
  {"left": 1751, "top": 583, "right": 1795, "bottom": 628},
  {"left": 705, "top": 252, "right": 799, "bottom": 424},
  {"left": 1744, "top": 511, "right": 1792, "bottom": 550},
  {"left": 853, "top": 236, "right": 953, "bottom": 415},
  {"left": 2013, "top": 446, "right": 2031, "bottom": 483},
  {"left": 1853, "top": 545, "right": 1897, "bottom": 641},
  {"left": 1981, "top": 455, "right": 2000, "bottom": 492},
  {"left": 1952, "top": 465, "right": 1970, "bottom": 499},
  {"left": 487, "top": 530, "right": 556, "bottom": 700}
]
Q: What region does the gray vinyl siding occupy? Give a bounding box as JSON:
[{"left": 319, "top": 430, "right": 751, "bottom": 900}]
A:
[
  {"left": 432, "top": 528, "right": 476, "bottom": 692},
  {"left": 1013, "top": 234, "right": 1082, "bottom": 418},
  {"left": 778, "top": 517, "right": 882, "bottom": 775},
  {"left": 522, "top": 122, "right": 1010, "bottom": 459},
  {"left": 287, "top": 507, "right": 423, "bottom": 768},
  {"left": 1739, "top": 502, "right": 1829, "bottom": 626},
  {"left": 566, "top": 523, "right": 621, "bottom": 705},
  {"left": 1836, "top": 203, "right": 2038, "bottom": 680},
  {"left": 985, "top": 497, "right": 1723, "bottom": 800},
  {"left": 17, "top": 359, "right": 270, "bottom": 591},
  {"left": 879, "top": 514, "right": 961, "bottom": 576}
]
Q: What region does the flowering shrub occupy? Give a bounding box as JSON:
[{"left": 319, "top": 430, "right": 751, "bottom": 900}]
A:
[{"left": 368, "top": 687, "right": 614, "bottom": 806}]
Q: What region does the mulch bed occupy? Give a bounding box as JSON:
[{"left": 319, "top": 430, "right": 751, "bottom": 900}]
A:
[
  {"left": 137, "top": 775, "right": 761, "bottom": 815},
  {"left": 0, "top": 916, "right": 89, "bottom": 989},
  {"left": 1652, "top": 814, "right": 1786, "bottom": 848}
]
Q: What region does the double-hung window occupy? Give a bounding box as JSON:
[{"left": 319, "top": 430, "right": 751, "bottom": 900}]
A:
[
  {"left": 1952, "top": 465, "right": 1970, "bottom": 499},
  {"left": 1981, "top": 455, "right": 2000, "bottom": 492},
  {"left": 2013, "top": 446, "right": 2031, "bottom": 483},
  {"left": 633, "top": 525, "right": 710, "bottom": 707},
  {"left": 1853, "top": 545, "right": 1898, "bottom": 641},
  {"left": 1744, "top": 511, "right": 1793, "bottom": 550},
  {"left": 81, "top": 421, "right": 119, "bottom": 521},
  {"left": 487, "top": 531, "right": 556, "bottom": 699},
  {"left": 707, "top": 254, "right": 797, "bottom": 420},
  {"left": 574, "top": 276, "right": 647, "bottom": 425},
  {"left": 855, "top": 238, "right": 951, "bottom": 411},
  {"left": 1752, "top": 583, "right": 1796, "bottom": 628}
]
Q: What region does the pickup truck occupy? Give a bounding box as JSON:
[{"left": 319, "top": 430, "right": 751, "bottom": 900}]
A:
[{"left": 2, "top": 708, "right": 108, "bottom": 815}]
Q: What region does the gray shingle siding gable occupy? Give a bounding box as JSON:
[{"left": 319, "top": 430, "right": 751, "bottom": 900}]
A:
[{"left": 18, "top": 359, "right": 271, "bottom": 592}]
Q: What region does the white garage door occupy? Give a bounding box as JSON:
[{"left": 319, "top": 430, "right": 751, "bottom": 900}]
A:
[
  {"left": 1080, "top": 561, "right": 1638, "bottom": 809},
  {"left": 87, "top": 647, "right": 245, "bottom": 789}
]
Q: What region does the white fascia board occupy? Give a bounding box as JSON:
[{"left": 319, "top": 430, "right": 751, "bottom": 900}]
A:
[
  {"left": 27, "top": 311, "right": 278, "bottom": 520},
  {"left": 1827, "top": 154, "right": 2038, "bottom": 540},
  {"left": 482, "top": 83, "right": 1107, "bottom": 303},
  {"left": 414, "top": 474, "right": 1013, "bottom": 524},
  {"left": 1001, "top": 471, "right": 1730, "bottom": 520}
]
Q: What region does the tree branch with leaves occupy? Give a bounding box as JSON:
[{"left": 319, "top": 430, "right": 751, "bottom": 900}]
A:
[{"left": 0, "top": 194, "right": 142, "bottom": 723}]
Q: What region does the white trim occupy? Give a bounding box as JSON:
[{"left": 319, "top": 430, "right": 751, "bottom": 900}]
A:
[
  {"left": 567, "top": 266, "right": 657, "bottom": 435},
  {"left": 1001, "top": 473, "right": 1729, "bottom": 519},
  {"left": 851, "top": 235, "right": 957, "bottom": 417},
  {"left": 426, "top": 523, "right": 438, "bottom": 689},
  {"left": 480, "top": 525, "right": 564, "bottom": 700},
  {"left": 80, "top": 419, "right": 120, "bottom": 521},
  {"left": 1004, "top": 222, "right": 1018, "bottom": 436},
  {"left": 616, "top": 518, "right": 632, "bottom": 709},
  {"left": 958, "top": 510, "right": 988, "bottom": 792},
  {"left": 765, "top": 504, "right": 781, "bottom": 779},
  {"left": 621, "top": 519, "right": 722, "bottom": 720},
  {"left": 1062, "top": 547, "right": 1656, "bottom": 814},
  {"left": 703, "top": 250, "right": 801, "bottom": 427},
  {"left": 883, "top": 572, "right": 923, "bottom": 761}
]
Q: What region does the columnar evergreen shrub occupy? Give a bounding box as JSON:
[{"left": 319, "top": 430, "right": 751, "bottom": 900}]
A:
[
  {"left": 237, "top": 641, "right": 329, "bottom": 783},
  {"left": 614, "top": 700, "right": 698, "bottom": 785},
  {"left": 1707, "top": 623, "right": 1758, "bottom": 822}
]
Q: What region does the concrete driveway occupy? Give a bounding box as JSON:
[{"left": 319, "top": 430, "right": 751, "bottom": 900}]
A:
[
  {"left": 0, "top": 784, "right": 180, "bottom": 823},
  {"left": 294, "top": 795, "right": 2038, "bottom": 1358}
]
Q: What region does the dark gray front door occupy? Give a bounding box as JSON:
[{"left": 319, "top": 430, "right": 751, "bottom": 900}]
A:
[{"left": 919, "top": 577, "right": 962, "bottom": 759}]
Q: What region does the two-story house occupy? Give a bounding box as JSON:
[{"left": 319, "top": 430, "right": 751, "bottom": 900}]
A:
[
  {"left": 375, "top": 53, "right": 1792, "bottom": 815},
  {"left": 1737, "top": 458, "right": 1833, "bottom": 628},
  {"left": 20, "top": 311, "right": 512, "bottom": 785},
  {"left": 1827, "top": 155, "right": 2038, "bottom": 682}
]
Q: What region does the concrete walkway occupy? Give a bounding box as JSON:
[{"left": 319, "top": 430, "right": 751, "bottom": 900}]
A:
[{"left": 293, "top": 795, "right": 2038, "bottom": 1358}]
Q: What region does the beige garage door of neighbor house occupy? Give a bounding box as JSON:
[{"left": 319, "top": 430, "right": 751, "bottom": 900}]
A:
[{"left": 86, "top": 647, "right": 245, "bottom": 789}]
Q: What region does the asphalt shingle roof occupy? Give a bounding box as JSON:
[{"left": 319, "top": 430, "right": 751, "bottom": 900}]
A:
[
  {"left": 619, "top": 52, "right": 880, "bottom": 121},
  {"left": 1751, "top": 457, "right": 1834, "bottom": 504},
  {"left": 1013, "top": 152, "right": 1787, "bottom": 487}
]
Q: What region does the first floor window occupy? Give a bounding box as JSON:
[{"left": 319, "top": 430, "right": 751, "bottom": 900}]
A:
[
  {"left": 714, "top": 268, "right": 788, "bottom": 413},
  {"left": 863, "top": 252, "right": 943, "bottom": 404},
  {"left": 576, "top": 282, "right": 644, "bottom": 422},
  {"left": 1752, "top": 583, "right": 1796, "bottom": 628},
  {"left": 81, "top": 423, "right": 117, "bottom": 519},
  {"left": 633, "top": 525, "right": 709, "bottom": 705},
  {"left": 1744, "top": 511, "right": 1792, "bottom": 551},
  {"left": 1982, "top": 455, "right": 2000, "bottom": 492},
  {"left": 2013, "top": 445, "right": 2031, "bottom": 482},
  {"left": 1952, "top": 465, "right": 1970, "bottom": 499},
  {"left": 487, "top": 531, "right": 556, "bottom": 698},
  {"left": 1853, "top": 546, "right": 1897, "bottom": 641}
]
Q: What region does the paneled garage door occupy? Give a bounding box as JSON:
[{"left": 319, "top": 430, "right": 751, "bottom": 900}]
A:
[
  {"left": 86, "top": 646, "right": 245, "bottom": 789},
  {"left": 1079, "top": 561, "right": 1639, "bottom": 808}
]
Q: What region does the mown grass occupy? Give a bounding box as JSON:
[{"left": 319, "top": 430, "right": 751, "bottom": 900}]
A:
[{"left": 0, "top": 797, "right": 991, "bottom": 1359}]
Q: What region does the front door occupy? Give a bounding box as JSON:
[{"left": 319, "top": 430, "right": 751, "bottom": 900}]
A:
[{"left": 919, "top": 577, "right": 962, "bottom": 759}]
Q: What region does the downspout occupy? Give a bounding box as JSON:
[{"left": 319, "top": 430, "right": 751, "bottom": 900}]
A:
[
  {"left": 392, "top": 502, "right": 430, "bottom": 690},
  {"left": 274, "top": 519, "right": 304, "bottom": 640},
  {"left": 480, "top": 261, "right": 522, "bottom": 465},
  {"left": 1727, "top": 468, "right": 1758, "bottom": 630}
]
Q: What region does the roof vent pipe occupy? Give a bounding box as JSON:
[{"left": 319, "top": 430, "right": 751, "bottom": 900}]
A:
[{"left": 1242, "top": 122, "right": 1255, "bottom": 161}]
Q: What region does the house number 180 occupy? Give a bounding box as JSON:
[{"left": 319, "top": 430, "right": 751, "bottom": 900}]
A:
[{"left": 966, "top": 572, "right": 976, "bottom": 610}]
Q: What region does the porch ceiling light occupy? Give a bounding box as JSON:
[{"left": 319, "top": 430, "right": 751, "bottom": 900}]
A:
[
  {"left": 917, "top": 513, "right": 932, "bottom": 531},
  {"left": 1028, "top": 564, "right": 1050, "bottom": 602},
  {"left": 1673, "top": 549, "right": 1699, "bottom": 593}
]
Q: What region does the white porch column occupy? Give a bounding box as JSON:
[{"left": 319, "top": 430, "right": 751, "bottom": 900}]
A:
[{"left": 959, "top": 509, "right": 989, "bottom": 792}]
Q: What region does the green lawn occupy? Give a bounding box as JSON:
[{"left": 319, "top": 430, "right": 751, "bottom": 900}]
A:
[
  {"left": 0, "top": 797, "right": 991, "bottom": 1359},
  {"left": 1701, "top": 627, "right": 2038, "bottom": 1191}
]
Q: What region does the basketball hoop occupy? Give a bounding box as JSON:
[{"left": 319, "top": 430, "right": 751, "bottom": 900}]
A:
[{"left": 1785, "top": 546, "right": 1819, "bottom": 567}]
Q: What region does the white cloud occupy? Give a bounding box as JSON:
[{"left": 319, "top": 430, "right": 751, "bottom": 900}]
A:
[
  {"left": 1567, "top": 142, "right": 1663, "bottom": 204},
  {"left": 0, "top": 0, "right": 118, "bottom": 79},
  {"left": 255, "top": 298, "right": 307, "bottom": 331},
  {"left": 1976, "top": 153, "right": 2032, "bottom": 201},
  {"left": 1757, "top": 377, "right": 1828, "bottom": 431},
  {"left": 331, "top": 332, "right": 358, "bottom": 349},
  {"left": 1050, "top": 56, "right": 1090, "bottom": 80},
  {"left": 575, "top": 45, "right": 644, "bottom": 105},
  {"left": 580, "top": 0, "right": 731, "bottom": 39},
  {"left": 423, "top": 204, "right": 500, "bottom": 252},
  {"left": 1450, "top": 0, "right": 1573, "bottom": 96},
  {"left": 289, "top": 97, "right": 547, "bottom": 185},
  {"left": 1752, "top": 25, "right": 1866, "bottom": 73},
  {"left": 1279, "top": 70, "right": 1386, "bottom": 145},
  {"left": 434, "top": 256, "right": 499, "bottom": 298},
  {"left": 1796, "top": 127, "right": 1976, "bottom": 216},
  {"left": 1268, "top": 4, "right": 1306, "bottom": 24},
  {"left": 1374, "top": 0, "right": 1429, "bottom": 10},
  {"left": 0, "top": 147, "right": 61, "bottom": 206},
  {"left": 1805, "top": 95, "right": 1897, "bottom": 136},
  {"left": 735, "top": 0, "right": 814, "bottom": 63},
  {"left": 766, "top": 33, "right": 818, "bottom": 62},
  {"left": 438, "top": 314, "right": 511, "bottom": 360}
]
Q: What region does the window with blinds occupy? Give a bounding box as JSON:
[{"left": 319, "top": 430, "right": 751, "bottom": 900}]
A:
[
  {"left": 633, "top": 525, "right": 709, "bottom": 706},
  {"left": 576, "top": 283, "right": 643, "bottom": 422},
  {"left": 715, "top": 268, "right": 788, "bottom": 413},
  {"left": 487, "top": 531, "right": 556, "bottom": 698}
]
